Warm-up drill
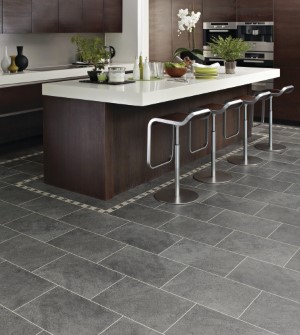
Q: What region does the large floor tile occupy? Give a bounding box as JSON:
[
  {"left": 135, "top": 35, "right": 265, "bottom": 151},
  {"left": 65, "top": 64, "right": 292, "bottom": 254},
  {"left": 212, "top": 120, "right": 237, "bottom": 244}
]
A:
[
  {"left": 93, "top": 277, "right": 193, "bottom": 333},
  {"left": 263, "top": 160, "right": 300, "bottom": 173},
  {"left": 273, "top": 171, "right": 300, "bottom": 184},
  {"left": 0, "top": 305, "right": 41, "bottom": 335},
  {"left": 228, "top": 258, "right": 300, "bottom": 303},
  {"left": 256, "top": 151, "right": 299, "bottom": 164},
  {"left": 35, "top": 254, "right": 123, "bottom": 299},
  {"left": 210, "top": 209, "right": 280, "bottom": 237},
  {"left": 16, "top": 287, "right": 119, "bottom": 335},
  {"left": 0, "top": 235, "right": 66, "bottom": 271},
  {"left": 228, "top": 165, "right": 279, "bottom": 179},
  {"left": 197, "top": 181, "right": 255, "bottom": 198},
  {"left": 61, "top": 209, "right": 128, "bottom": 235},
  {"left": 269, "top": 223, "right": 300, "bottom": 247},
  {"left": 203, "top": 193, "right": 265, "bottom": 215},
  {"left": 48, "top": 228, "right": 125, "bottom": 263},
  {"left": 166, "top": 304, "right": 272, "bottom": 335},
  {"left": 241, "top": 292, "right": 300, "bottom": 335},
  {"left": 161, "top": 216, "right": 232, "bottom": 246},
  {"left": 106, "top": 222, "right": 180, "bottom": 254},
  {"left": 112, "top": 203, "right": 177, "bottom": 228},
  {"left": 0, "top": 186, "right": 41, "bottom": 205},
  {"left": 0, "top": 262, "right": 54, "bottom": 310},
  {"left": 256, "top": 204, "right": 300, "bottom": 227},
  {"left": 21, "top": 196, "right": 80, "bottom": 220},
  {"left": 217, "top": 231, "right": 298, "bottom": 266},
  {"left": 13, "top": 161, "right": 43, "bottom": 176},
  {"left": 163, "top": 266, "right": 259, "bottom": 318},
  {"left": 236, "top": 175, "right": 291, "bottom": 192},
  {"left": 102, "top": 317, "right": 160, "bottom": 335},
  {"left": 5, "top": 213, "right": 74, "bottom": 242},
  {"left": 0, "top": 225, "right": 19, "bottom": 243},
  {"left": 101, "top": 245, "right": 185, "bottom": 287},
  {"left": 285, "top": 250, "right": 300, "bottom": 272},
  {"left": 285, "top": 183, "right": 300, "bottom": 196},
  {"left": 1, "top": 172, "right": 32, "bottom": 184},
  {"left": 0, "top": 200, "right": 30, "bottom": 225},
  {"left": 159, "top": 202, "right": 223, "bottom": 222},
  {"left": 246, "top": 188, "right": 300, "bottom": 209},
  {"left": 161, "top": 238, "right": 244, "bottom": 277},
  {"left": 0, "top": 166, "right": 20, "bottom": 179}
]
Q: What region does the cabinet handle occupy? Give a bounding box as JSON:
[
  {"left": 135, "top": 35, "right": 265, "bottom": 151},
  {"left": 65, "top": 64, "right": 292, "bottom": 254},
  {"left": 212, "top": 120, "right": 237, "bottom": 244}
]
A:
[
  {"left": 0, "top": 108, "right": 42, "bottom": 118},
  {"left": 209, "top": 29, "right": 229, "bottom": 32}
]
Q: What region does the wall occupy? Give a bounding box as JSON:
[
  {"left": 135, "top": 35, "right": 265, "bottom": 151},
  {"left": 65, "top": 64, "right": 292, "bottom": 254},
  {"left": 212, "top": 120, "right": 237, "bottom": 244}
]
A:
[
  {"left": 105, "top": 0, "right": 149, "bottom": 63},
  {"left": 0, "top": 33, "right": 104, "bottom": 68}
]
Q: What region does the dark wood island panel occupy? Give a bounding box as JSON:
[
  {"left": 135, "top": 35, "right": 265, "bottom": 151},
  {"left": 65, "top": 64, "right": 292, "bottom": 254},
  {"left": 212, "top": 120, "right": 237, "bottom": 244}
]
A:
[{"left": 43, "top": 84, "right": 249, "bottom": 200}]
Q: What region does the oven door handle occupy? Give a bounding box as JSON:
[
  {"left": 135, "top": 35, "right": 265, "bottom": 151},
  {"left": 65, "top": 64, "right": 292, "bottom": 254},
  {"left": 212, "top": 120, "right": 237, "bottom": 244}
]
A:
[
  {"left": 243, "top": 60, "right": 264, "bottom": 63},
  {"left": 208, "top": 29, "right": 229, "bottom": 32}
]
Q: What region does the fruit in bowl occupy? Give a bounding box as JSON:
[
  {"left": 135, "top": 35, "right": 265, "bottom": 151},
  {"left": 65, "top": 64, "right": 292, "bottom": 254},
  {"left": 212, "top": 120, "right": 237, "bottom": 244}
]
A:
[{"left": 164, "top": 62, "right": 187, "bottom": 77}]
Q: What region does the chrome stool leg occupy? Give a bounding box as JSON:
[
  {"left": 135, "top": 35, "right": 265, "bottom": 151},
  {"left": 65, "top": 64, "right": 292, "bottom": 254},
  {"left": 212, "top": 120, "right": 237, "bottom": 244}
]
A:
[
  {"left": 228, "top": 104, "right": 263, "bottom": 166},
  {"left": 194, "top": 113, "right": 232, "bottom": 183},
  {"left": 154, "top": 125, "right": 199, "bottom": 204}
]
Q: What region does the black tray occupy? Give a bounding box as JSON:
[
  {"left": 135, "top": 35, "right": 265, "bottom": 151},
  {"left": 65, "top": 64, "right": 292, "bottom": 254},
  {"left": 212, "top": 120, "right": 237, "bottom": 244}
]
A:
[{"left": 79, "top": 80, "right": 136, "bottom": 85}]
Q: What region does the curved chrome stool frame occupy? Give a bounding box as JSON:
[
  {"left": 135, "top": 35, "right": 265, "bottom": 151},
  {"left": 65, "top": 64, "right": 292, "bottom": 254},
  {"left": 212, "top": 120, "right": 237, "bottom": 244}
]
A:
[
  {"left": 194, "top": 99, "right": 243, "bottom": 184},
  {"left": 227, "top": 91, "right": 271, "bottom": 166},
  {"left": 147, "top": 109, "right": 211, "bottom": 205},
  {"left": 255, "top": 85, "right": 295, "bottom": 152}
]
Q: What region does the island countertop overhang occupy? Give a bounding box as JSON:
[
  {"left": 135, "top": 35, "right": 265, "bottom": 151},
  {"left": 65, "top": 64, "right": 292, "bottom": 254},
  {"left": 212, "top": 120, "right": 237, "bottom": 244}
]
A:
[{"left": 42, "top": 67, "right": 280, "bottom": 107}]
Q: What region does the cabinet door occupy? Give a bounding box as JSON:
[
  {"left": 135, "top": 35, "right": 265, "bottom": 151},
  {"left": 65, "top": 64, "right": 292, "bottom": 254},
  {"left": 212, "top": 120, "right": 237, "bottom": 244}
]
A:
[
  {"left": 59, "top": 0, "right": 83, "bottom": 32},
  {"left": 237, "top": 0, "right": 273, "bottom": 22},
  {"left": 274, "top": 0, "right": 300, "bottom": 122},
  {"left": 3, "top": 0, "right": 32, "bottom": 33},
  {"left": 103, "top": 0, "right": 122, "bottom": 32},
  {"left": 32, "top": 0, "right": 59, "bottom": 33},
  {"left": 83, "top": 0, "right": 104, "bottom": 32},
  {"left": 150, "top": 0, "right": 173, "bottom": 61},
  {"left": 0, "top": 0, "right": 2, "bottom": 33},
  {"left": 203, "top": 0, "right": 236, "bottom": 22},
  {"left": 172, "top": 0, "right": 203, "bottom": 53}
]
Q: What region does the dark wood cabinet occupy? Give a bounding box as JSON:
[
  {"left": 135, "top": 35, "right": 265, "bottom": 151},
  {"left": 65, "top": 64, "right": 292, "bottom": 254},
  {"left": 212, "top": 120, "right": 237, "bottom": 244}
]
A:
[
  {"left": 274, "top": 0, "right": 300, "bottom": 122},
  {"left": 3, "top": 0, "right": 32, "bottom": 33},
  {"left": 59, "top": 0, "right": 83, "bottom": 32},
  {"left": 237, "top": 0, "right": 273, "bottom": 22},
  {"left": 103, "top": 0, "right": 122, "bottom": 32},
  {"left": 83, "top": 0, "right": 104, "bottom": 32},
  {"left": 149, "top": 0, "right": 173, "bottom": 61},
  {"left": 0, "top": 1, "right": 2, "bottom": 33},
  {"left": 32, "top": 0, "right": 59, "bottom": 33},
  {"left": 203, "top": 0, "right": 236, "bottom": 22}
]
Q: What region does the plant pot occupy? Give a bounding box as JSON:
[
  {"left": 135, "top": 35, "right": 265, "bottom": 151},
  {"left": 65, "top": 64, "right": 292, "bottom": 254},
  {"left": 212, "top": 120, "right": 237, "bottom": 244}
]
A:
[
  {"left": 15, "top": 46, "right": 28, "bottom": 72},
  {"left": 87, "top": 70, "right": 101, "bottom": 82},
  {"left": 225, "top": 61, "right": 236, "bottom": 74}
]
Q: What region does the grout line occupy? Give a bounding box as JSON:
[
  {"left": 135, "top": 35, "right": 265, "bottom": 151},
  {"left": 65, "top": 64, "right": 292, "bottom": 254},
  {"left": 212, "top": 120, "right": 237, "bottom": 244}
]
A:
[
  {"left": 237, "top": 290, "right": 263, "bottom": 320},
  {"left": 265, "top": 223, "right": 283, "bottom": 239},
  {"left": 252, "top": 203, "right": 269, "bottom": 217},
  {"left": 214, "top": 230, "right": 235, "bottom": 247},
  {"left": 32, "top": 253, "right": 69, "bottom": 273},
  {"left": 90, "top": 276, "right": 126, "bottom": 300},
  {"left": 225, "top": 257, "right": 248, "bottom": 279},
  {"left": 160, "top": 265, "right": 189, "bottom": 290},
  {"left": 97, "top": 316, "right": 123, "bottom": 335},
  {"left": 158, "top": 237, "right": 184, "bottom": 256},
  {"left": 97, "top": 245, "right": 128, "bottom": 264},
  {"left": 283, "top": 246, "right": 300, "bottom": 268}
]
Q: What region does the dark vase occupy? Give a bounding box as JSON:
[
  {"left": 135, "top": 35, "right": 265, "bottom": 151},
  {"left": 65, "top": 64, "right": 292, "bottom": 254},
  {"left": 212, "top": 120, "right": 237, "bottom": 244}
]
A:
[
  {"left": 15, "top": 46, "right": 28, "bottom": 72},
  {"left": 87, "top": 70, "right": 101, "bottom": 82}
]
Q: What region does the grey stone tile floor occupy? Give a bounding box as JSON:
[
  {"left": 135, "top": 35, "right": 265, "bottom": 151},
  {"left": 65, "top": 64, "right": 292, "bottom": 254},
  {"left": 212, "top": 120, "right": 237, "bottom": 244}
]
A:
[{"left": 0, "top": 123, "right": 300, "bottom": 334}]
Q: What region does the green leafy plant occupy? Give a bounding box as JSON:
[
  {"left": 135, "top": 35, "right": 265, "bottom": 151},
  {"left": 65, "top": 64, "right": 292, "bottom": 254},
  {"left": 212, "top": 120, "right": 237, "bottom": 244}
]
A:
[
  {"left": 71, "top": 35, "right": 108, "bottom": 71},
  {"left": 209, "top": 36, "right": 250, "bottom": 61}
]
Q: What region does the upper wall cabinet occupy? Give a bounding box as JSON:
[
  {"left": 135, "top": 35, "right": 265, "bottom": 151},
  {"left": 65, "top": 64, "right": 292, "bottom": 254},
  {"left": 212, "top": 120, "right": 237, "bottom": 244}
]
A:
[
  {"left": 103, "top": 0, "right": 123, "bottom": 32},
  {"left": 203, "top": 0, "right": 236, "bottom": 22},
  {"left": 237, "top": 0, "right": 273, "bottom": 22},
  {"left": 59, "top": 0, "right": 83, "bottom": 32},
  {"left": 0, "top": 0, "right": 2, "bottom": 33},
  {"left": 83, "top": 0, "right": 104, "bottom": 32},
  {"left": 3, "top": 0, "right": 32, "bottom": 33},
  {"left": 32, "top": 0, "right": 59, "bottom": 33}
]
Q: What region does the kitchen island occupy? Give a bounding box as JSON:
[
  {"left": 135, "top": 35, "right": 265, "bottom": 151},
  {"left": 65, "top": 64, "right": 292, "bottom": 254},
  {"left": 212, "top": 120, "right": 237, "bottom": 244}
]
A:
[{"left": 42, "top": 67, "right": 280, "bottom": 200}]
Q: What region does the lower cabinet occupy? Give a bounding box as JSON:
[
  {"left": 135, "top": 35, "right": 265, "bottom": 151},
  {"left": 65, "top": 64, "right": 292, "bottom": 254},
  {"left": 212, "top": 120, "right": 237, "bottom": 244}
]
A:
[{"left": 0, "top": 84, "right": 43, "bottom": 144}]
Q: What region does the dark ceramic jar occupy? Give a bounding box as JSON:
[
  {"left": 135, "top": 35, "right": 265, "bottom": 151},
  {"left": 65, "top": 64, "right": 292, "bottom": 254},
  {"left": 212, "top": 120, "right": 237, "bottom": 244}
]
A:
[{"left": 15, "top": 46, "right": 28, "bottom": 72}]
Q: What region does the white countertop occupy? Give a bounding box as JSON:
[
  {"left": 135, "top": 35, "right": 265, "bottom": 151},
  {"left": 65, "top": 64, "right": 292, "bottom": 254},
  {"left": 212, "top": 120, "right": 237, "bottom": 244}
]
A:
[
  {"left": 0, "top": 63, "right": 133, "bottom": 87},
  {"left": 42, "top": 67, "right": 280, "bottom": 107}
]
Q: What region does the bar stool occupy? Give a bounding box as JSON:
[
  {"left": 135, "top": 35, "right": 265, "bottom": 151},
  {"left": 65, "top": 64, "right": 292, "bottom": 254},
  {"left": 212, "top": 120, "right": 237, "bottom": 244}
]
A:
[
  {"left": 193, "top": 99, "right": 243, "bottom": 183},
  {"left": 255, "top": 85, "right": 294, "bottom": 152},
  {"left": 227, "top": 91, "right": 270, "bottom": 166},
  {"left": 147, "top": 108, "right": 211, "bottom": 204}
]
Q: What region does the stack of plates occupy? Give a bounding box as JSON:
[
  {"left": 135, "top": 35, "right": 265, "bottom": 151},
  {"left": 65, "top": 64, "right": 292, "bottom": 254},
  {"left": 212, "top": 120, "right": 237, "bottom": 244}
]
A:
[{"left": 193, "top": 67, "right": 218, "bottom": 79}]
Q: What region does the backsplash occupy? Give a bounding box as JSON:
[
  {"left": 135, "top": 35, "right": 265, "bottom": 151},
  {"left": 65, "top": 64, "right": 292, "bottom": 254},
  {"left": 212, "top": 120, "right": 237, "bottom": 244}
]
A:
[{"left": 0, "top": 33, "right": 104, "bottom": 68}]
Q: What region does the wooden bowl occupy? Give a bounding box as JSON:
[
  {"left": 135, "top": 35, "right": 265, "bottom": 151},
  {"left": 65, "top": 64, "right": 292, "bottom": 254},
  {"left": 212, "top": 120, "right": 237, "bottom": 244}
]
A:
[{"left": 165, "top": 66, "right": 187, "bottom": 78}]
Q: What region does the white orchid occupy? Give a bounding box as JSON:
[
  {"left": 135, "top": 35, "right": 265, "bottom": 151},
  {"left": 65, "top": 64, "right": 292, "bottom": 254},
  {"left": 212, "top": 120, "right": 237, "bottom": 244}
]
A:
[{"left": 177, "top": 9, "right": 201, "bottom": 34}]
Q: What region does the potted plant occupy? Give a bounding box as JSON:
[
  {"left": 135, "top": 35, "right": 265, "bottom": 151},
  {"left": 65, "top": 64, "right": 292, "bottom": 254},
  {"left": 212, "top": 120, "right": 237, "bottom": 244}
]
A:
[
  {"left": 71, "top": 35, "right": 109, "bottom": 81},
  {"left": 209, "top": 36, "right": 250, "bottom": 74}
]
